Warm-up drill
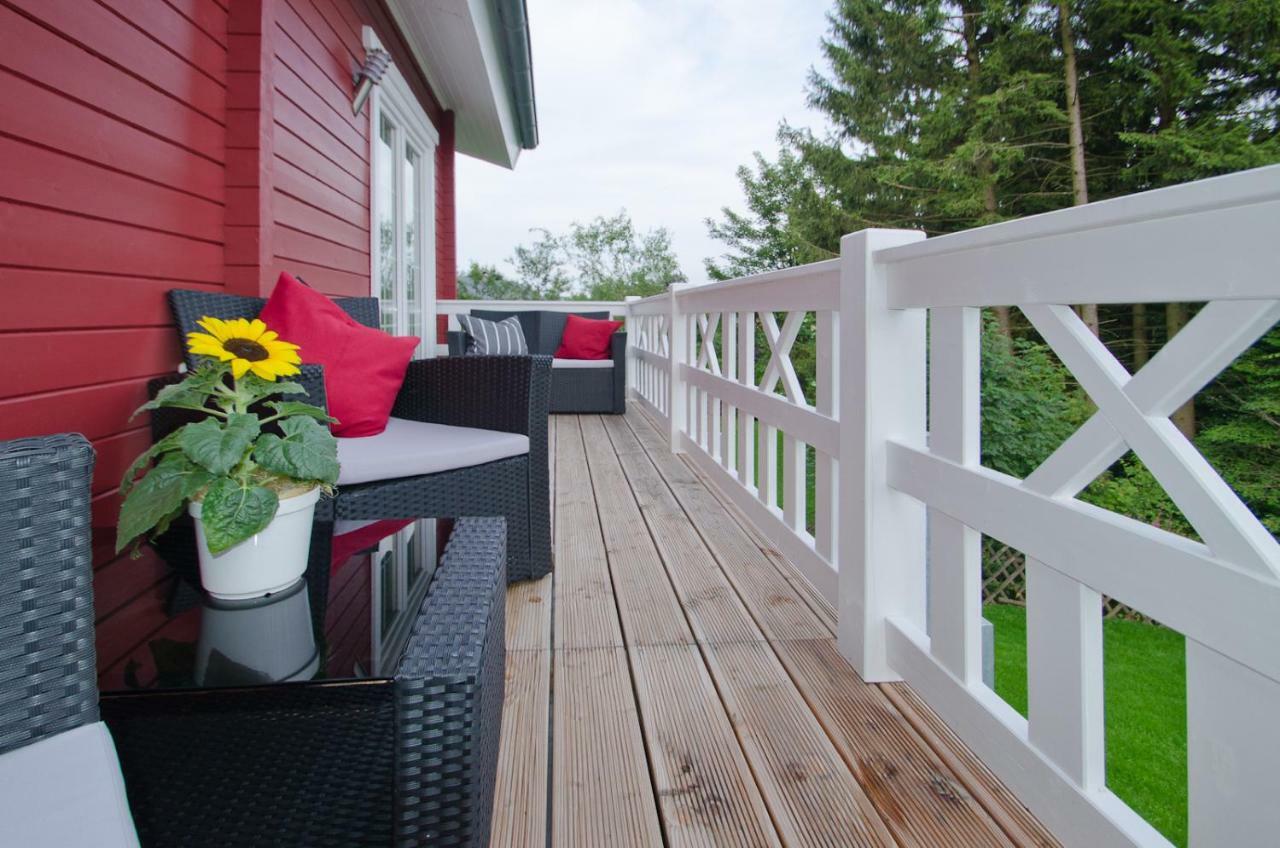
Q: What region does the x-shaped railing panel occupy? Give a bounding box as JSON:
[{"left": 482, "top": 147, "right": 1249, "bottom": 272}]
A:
[
  {"left": 696, "top": 312, "right": 721, "bottom": 376},
  {"left": 759, "top": 311, "right": 807, "bottom": 405},
  {"left": 1023, "top": 301, "right": 1280, "bottom": 578}
]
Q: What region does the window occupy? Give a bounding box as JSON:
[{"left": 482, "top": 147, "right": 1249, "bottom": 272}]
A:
[
  {"left": 367, "top": 29, "right": 437, "bottom": 356},
  {"left": 364, "top": 30, "right": 440, "bottom": 674}
]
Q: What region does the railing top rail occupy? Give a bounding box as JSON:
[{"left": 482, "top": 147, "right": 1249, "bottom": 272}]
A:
[
  {"left": 875, "top": 164, "right": 1280, "bottom": 266},
  {"left": 438, "top": 299, "right": 628, "bottom": 311},
  {"left": 673, "top": 258, "right": 839, "bottom": 301}
]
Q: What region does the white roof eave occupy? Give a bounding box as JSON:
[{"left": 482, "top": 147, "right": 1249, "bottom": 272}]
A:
[{"left": 385, "top": 0, "right": 523, "bottom": 168}]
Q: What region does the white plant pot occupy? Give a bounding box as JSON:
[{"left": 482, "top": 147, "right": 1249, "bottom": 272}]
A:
[{"left": 189, "top": 486, "right": 320, "bottom": 600}]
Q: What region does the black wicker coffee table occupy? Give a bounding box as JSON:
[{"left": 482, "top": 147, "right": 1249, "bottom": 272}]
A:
[{"left": 99, "top": 516, "right": 507, "bottom": 848}]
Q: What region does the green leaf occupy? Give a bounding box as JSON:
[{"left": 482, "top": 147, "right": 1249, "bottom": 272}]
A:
[
  {"left": 263, "top": 401, "right": 335, "bottom": 425},
  {"left": 254, "top": 417, "right": 339, "bottom": 484},
  {"left": 199, "top": 477, "right": 278, "bottom": 554},
  {"left": 238, "top": 373, "right": 307, "bottom": 406},
  {"left": 178, "top": 414, "right": 261, "bottom": 475},
  {"left": 119, "top": 430, "right": 182, "bottom": 498},
  {"left": 133, "top": 365, "right": 228, "bottom": 418},
  {"left": 116, "top": 453, "right": 214, "bottom": 553}
]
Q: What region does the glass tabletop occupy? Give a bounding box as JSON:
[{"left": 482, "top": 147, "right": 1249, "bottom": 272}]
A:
[{"left": 104, "top": 517, "right": 452, "bottom": 693}]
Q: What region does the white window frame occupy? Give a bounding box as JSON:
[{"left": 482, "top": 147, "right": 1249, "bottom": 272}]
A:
[{"left": 365, "top": 27, "right": 438, "bottom": 357}]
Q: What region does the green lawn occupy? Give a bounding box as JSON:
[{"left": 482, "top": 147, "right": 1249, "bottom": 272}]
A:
[{"left": 984, "top": 604, "right": 1188, "bottom": 846}]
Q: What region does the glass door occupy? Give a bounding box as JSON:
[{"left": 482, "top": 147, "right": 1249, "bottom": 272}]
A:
[
  {"left": 366, "top": 39, "right": 440, "bottom": 668},
  {"left": 371, "top": 61, "right": 436, "bottom": 355}
]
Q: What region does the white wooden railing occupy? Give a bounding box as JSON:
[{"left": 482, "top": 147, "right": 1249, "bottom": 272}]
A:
[{"left": 621, "top": 165, "right": 1280, "bottom": 848}]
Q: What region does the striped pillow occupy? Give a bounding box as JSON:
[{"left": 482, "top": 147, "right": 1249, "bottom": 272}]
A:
[{"left": 457, "top": 314, "right": 529, "bottom": 355}]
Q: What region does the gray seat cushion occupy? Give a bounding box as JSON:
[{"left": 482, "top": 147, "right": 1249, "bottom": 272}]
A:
[
  {"left": 337, "top": 417, "right": 529, "bottom": 486},
  {"left": 0, "top": 722, "right": 140, "bottom": 847},
  {"left": 551, "top": 358, "right": 614, "bottom": 369}
]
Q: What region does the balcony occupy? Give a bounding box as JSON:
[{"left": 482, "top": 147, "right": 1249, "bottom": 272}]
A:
[{"left": 463, "top": 165, "right": 1280, "bottom": 847}]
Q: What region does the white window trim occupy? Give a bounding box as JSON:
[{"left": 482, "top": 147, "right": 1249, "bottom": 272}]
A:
[{"left": 365, "top": 26, "right": 438, "bottom": 357}]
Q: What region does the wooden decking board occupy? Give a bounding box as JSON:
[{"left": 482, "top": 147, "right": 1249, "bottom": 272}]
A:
[
  {"left": 881, "top": 683, "right": 1061, "bottom": 848},
  {"left": 506, "top": 574, "right": 552, "bottom": 652},
  {"left": 490, "top": 648, "right": 551, "bottom": 848},
  {"left": 600, "top": 415, "right": 768, "bottom": 647},
  {"left": 552, "top": 646, "right": 664, "bottom": 848},
  {"left": 702, "top": 639, "right": 896, "bottom": 847},
  {"left": 622, "top": 410, "right": 832, "bottom": 643},
  {"left": 689, "top": 453, "right": 840, "bottom": 634},
  {"left": 774, "top": 639, "right": 1017, "bottom": 848},
  {"left": 579, "top": 415, "right": 696, "bottom": 648},
  {"left": 630, "top": 643, "right": 782, "bottom": 848},
  {"left": 554, "top": 416, "right": 625, "bottom": 650}
]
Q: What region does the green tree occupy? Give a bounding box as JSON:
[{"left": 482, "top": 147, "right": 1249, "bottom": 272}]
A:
[
  {"left": 495, "top": 211, "right": 685, "bottom": 300},
  {"left": 457, "top": 261, "right": 539, "bottom": 300}
]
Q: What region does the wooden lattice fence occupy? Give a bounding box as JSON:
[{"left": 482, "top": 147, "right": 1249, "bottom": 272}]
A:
[{"left": 982, "top": 539, "right": 1151, "bottom": 622}]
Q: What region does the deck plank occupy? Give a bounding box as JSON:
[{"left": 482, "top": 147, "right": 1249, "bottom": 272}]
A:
[
  {"left": 631, "top": 644, "right": 782, "bottom": 848},
  {"left": 580, "top": 415, "right": 694, "bottom": 647},
  {"left": 601, "top": 415, "right": 765, "bottom": 646},
  {"left": 622, "top": 410, "right": 831, "bottom": 643},
  {"left": 506, "top": 574, "right": 552, "bottom": 652},
  {"left": 552, "top": 647, "right": 663, "bottom": 848},
  {"left": 703, "top": 639, "right": 896, "bottom": 847},
  {"left": 775, "top": 639, "right": 1018, "bottom": 848},
  {"left": 881, "top": 683, "right": 1061, "bottom": 848},
  {"left": 554, "top": 416, "right": 624, "bottom": 650},
  {"left": 580, "top": 416, "right": 783, "bottom": 846},
  {"left": 491, "top": 648, "right": 551, "bottom": 848},
  {"left": 601, "top": 416, "right": 897, "bottom": 846}
]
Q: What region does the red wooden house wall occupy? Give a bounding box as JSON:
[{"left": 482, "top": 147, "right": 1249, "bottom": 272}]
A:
[{"left": 0, "top": 0, "right": 455, "bottom": 684}]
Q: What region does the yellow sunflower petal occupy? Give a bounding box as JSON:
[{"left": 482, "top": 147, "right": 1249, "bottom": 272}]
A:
[
  {"left": 230, "top": 358, "right": 252, "bottom": 379},
  {"left": 196, "top": 317, "right": 230, "bottom": 342},
  {"left": 245, "top": 319, "right": 268, "bottom": 341},
  {"left": 258, "top": 330, "right": 279, "bottom": 344}
]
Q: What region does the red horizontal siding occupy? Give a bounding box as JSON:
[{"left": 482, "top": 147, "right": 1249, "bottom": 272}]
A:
[
  {"left": 0, "top": 5, "right": 225, "bottom": 162},
  {"left": 0, "top": 136, "right": 224, "bottom": 242},
  {"left": 0, "top": 271, "right": 221, "bottom": 332},
  {"left": 8, "top": 0, "right": 227, "bottom": 118},
  {"left": 0, "top": 203, "right": 224, "bottom": 282},
  {"left": 0, "top": 71, "right": 225, "bottom": 202}
]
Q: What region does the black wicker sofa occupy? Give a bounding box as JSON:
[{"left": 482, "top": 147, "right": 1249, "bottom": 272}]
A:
[{"left": 447, "top": 309, "right": 626, "bottom": 414}]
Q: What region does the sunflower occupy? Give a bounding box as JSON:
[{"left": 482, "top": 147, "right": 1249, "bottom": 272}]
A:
[{"left": 187, "top": 317, "right": 302, "bottom": 381}]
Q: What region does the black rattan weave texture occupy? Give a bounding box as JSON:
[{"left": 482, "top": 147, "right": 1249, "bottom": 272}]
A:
[
  {"left": 0, "top": 433, "right": 98, "bottom": 757},
  {"left": 393, "top": 517, "right": 506, "bottom": 846}
]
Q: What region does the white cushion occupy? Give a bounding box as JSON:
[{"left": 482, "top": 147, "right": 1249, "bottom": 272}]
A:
[
  {"left": 0, "top": 722, "right": 140, "bottom": 848},
  {"left": 336, "top": 417, "right": 529, "bottom": 486},
  {"left": 551, "top": 358, "right": 614, "bottom": 369}
]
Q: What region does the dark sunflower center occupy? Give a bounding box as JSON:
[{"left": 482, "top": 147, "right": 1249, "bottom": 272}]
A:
[{"left": 223, "top": 338, "right": 269, "bottom": 362}]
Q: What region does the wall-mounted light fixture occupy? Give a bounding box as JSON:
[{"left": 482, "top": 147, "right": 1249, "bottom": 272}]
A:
[{"left": 352, "top": 48, "right": 392, "bottom": 116}]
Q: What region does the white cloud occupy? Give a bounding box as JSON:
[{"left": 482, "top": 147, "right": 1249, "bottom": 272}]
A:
[{"left": 455, "top": 0, "right": 831, "bottom": 286}]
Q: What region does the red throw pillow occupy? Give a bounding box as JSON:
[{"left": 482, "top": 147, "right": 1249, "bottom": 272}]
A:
[
  {"left": 258, "top": 272, "right": 418, "bottom": 437},
  {"left": 555, "top": 314, "right": 623, "bottom": 360}
]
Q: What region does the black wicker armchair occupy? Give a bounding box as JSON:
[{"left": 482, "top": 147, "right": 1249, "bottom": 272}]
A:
[{"left": 158, "top": 289, "right": 551, "bottom": 582}]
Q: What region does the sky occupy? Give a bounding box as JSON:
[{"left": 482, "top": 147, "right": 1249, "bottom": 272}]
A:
[{"left": 455, "top": 0, "right": 833, "bottom": 287}]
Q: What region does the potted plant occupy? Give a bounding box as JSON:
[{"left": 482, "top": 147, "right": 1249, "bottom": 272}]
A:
[{"left": 116, "top": 317, "right": 340, "bottom": 599}]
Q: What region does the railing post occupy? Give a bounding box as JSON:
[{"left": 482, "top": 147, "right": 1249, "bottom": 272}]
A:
[
  {"left": 836, "top": 229, "right": 927, "bottom": 682},
  {"left": 668, "top": 283, "right": 689, "bottom": 453},
  {"left": 623, "top": 295, "right": 640, "bottom": 398}
]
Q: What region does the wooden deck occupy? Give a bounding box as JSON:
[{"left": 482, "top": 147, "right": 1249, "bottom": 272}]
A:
[{"left": 490, "top": 410, "right": 1059, "bottom": 848}]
